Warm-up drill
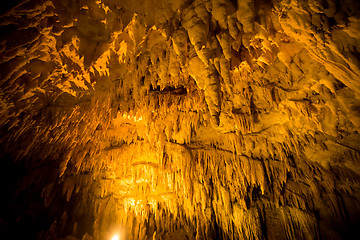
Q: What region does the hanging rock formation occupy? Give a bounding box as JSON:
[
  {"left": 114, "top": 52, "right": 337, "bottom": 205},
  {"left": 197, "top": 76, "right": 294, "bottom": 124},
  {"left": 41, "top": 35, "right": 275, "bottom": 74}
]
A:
[{"left": 0, "top": 0, "right": 360, "bottom": 239}]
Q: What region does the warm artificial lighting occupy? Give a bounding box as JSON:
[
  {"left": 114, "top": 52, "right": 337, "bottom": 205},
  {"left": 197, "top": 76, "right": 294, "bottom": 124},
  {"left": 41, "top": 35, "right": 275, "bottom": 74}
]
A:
[
  {"left": 111, "top": 234, "right": 119, "bottom": 240},
  {"left": 2, "top": 0, "right": 359, "bottom": 239}
]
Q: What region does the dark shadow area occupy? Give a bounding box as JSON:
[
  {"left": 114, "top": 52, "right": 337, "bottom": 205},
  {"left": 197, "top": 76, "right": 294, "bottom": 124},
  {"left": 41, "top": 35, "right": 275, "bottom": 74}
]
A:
[{"left": 0, "top": 0, "right": 23, "bottom": 16}]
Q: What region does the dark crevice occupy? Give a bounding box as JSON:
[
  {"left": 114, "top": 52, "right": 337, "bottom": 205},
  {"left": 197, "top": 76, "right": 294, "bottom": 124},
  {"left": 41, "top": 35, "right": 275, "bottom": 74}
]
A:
[{"left": 149, "top": 85, "right": 187, "bottom": 95}]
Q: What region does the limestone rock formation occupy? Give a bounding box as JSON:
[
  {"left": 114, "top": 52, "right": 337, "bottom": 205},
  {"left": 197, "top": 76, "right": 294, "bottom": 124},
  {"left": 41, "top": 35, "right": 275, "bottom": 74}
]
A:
[{"left": 1, "top": 0, "right": 360, "bottom": 239}]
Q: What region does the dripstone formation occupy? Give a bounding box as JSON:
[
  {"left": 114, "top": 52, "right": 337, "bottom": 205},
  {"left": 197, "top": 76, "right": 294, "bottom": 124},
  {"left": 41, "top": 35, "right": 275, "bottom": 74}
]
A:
[{"left": 1, "top": 0, "right": 360, "bottom": 239}]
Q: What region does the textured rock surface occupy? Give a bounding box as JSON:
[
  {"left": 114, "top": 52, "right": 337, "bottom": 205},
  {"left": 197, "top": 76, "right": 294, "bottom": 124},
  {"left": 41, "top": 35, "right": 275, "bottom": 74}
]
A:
[{"left": 0, "top": 0, "right": 360, "bottom": 239}]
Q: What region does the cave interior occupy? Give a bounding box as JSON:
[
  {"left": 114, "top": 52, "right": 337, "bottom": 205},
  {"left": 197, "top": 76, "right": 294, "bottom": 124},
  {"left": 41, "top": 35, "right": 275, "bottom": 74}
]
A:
[{"left": 1, "top": 0, "right": 360, "bottom": 239}]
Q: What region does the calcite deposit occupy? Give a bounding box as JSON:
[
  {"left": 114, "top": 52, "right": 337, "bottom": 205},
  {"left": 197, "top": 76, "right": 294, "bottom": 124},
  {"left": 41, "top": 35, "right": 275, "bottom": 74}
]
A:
[{"left": 0, "top": 0, "right": 360, "bottom": 239}]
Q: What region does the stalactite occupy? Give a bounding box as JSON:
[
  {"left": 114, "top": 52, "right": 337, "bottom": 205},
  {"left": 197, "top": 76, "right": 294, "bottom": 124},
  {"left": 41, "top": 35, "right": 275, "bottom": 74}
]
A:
[{"left": 1, "top": 0, "right": 360, "bottom": 239}]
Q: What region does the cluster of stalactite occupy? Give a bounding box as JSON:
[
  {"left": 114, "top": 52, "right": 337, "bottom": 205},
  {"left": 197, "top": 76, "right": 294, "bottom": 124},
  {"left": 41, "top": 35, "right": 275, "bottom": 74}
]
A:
[{"left": 1, "top": 0, "right": 360, "bottom": 239}]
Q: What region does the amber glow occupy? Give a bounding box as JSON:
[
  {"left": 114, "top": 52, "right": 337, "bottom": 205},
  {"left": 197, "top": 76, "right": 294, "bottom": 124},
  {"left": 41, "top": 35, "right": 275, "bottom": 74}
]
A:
[
  {"left": 111, "top": 234, "right": 119, "bottom": 240},
  {"left": 0, "top": 0, "right": 359, "bottom": 239}
]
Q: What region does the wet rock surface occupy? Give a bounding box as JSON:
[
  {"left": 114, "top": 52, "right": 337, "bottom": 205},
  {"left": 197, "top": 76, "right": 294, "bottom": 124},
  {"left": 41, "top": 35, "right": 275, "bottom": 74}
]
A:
[{"left": 0, "top": 0, "right": 360, "bottom": 239}]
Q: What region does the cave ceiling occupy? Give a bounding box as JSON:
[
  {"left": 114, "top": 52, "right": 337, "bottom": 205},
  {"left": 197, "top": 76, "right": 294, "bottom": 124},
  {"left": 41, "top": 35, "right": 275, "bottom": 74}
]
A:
[{"left": 0, "top": 0, "right": 360, "bottom": 239}]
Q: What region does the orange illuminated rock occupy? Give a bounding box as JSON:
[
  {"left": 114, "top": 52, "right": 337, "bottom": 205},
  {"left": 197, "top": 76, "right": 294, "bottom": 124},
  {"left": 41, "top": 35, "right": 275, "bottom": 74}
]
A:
[{"left": 0, "top": 0, "right": 359, "bottom": 239}]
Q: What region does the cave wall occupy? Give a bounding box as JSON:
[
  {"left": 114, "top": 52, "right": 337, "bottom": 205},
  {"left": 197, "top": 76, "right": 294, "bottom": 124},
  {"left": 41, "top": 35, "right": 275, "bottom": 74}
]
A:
[{"left": 0, "top": 0, "right": 360, "bottom": 239}]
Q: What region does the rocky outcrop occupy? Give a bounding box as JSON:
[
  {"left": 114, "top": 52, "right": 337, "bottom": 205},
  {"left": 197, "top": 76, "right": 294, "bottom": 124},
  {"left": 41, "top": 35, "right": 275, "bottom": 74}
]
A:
[{"left": 0, "top": 0, "right": 359, "bottom": 239}]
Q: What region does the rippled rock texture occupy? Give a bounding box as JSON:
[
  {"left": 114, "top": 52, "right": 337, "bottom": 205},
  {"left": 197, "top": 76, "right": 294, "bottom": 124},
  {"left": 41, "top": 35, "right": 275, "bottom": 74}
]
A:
[{"left": 1, "top": 0, "right": 360, "bottom": 239}]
